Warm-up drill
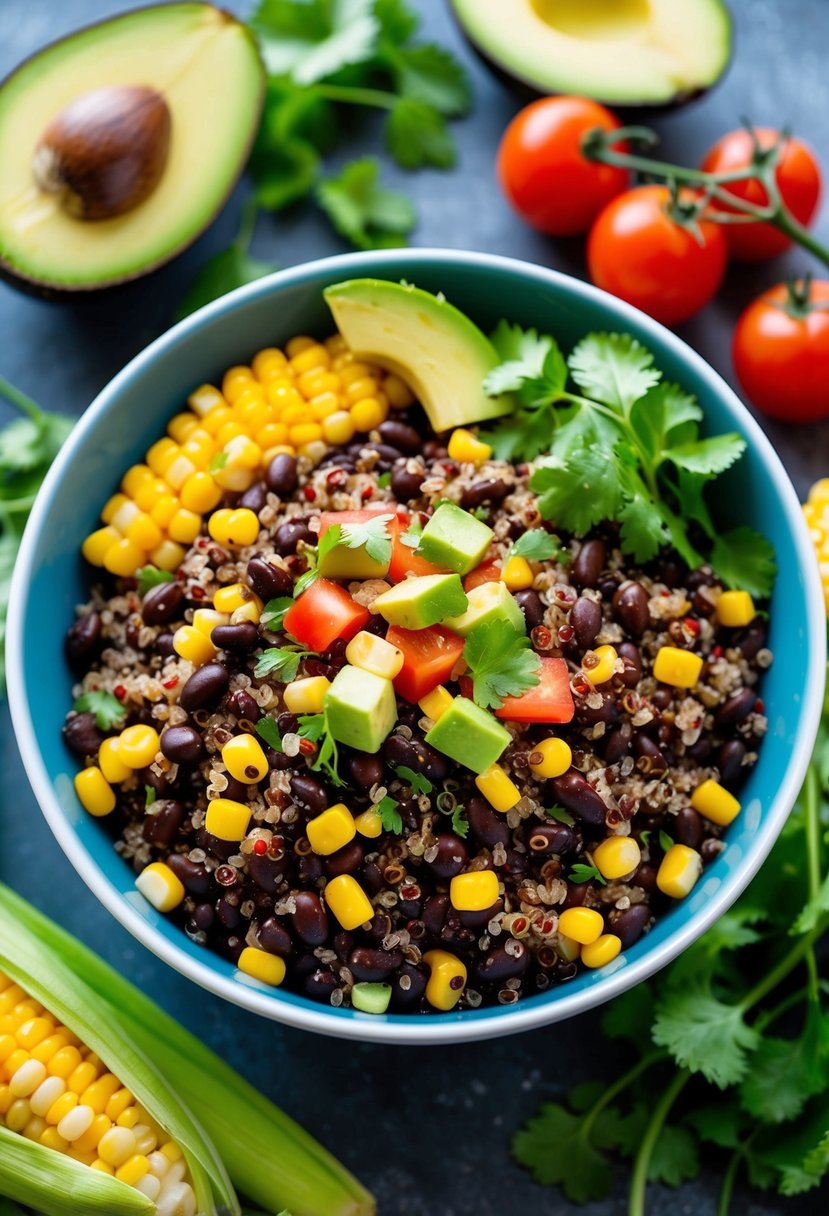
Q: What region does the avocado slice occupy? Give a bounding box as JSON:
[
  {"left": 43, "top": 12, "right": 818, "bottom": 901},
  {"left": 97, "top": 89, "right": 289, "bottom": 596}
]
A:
[
  {"left": 324, "top": 279, "right": 513, "bottom": 432},
  {"left": 372, "top": 573, "right": 468, "bottom": 631},
  {"left": 325, "top": 666, "right": 397, "bottom": 754},
  {"left": 449, "top": 0, "right": 731, "bottom": 110},
  {"left": 425, "top": 696, "right": 511, "bottom": 774},
  {"left": 417, "top": 503, "right": 494, "bottom": 575},
  {"left": 0, "top": 4, "right": 264, "bottom": 293},
  {"left": 444, "top": 581, "right": 526, "bottom": 638}
]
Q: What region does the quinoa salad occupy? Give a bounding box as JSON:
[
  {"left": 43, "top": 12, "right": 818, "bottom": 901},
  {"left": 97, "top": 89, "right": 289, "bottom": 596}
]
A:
[{"left": 62, "top": 280, "right": 773, "bottom": 1017}]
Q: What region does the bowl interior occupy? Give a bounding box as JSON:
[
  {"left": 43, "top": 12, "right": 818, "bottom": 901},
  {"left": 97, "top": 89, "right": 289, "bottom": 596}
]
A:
[{"left": 9, "top": 250, "right": 824, "bottom": 1043}]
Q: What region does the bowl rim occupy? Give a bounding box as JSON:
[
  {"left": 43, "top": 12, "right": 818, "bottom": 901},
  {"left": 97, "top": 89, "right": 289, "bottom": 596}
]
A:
[{"left": 8, "top": 247, "right": 826, "bottom": 1045}]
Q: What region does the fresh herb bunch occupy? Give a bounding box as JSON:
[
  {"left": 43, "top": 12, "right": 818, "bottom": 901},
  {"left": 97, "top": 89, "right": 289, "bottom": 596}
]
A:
[
  {"left": 514, "top": 668, "right": 829, "bottom": 1213},
  {"left": 481, "top": 325, "right": 776, "bottom": 598},
  {"left": 0, "top": 378, "right": 72, "bottom": 691}
]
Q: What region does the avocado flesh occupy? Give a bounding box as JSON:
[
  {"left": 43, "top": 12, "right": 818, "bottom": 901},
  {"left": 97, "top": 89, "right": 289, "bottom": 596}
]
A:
[
  {"left": 450, "top": 0, "right": 731, "bottom": 107},
  {"left": 0, "top": 4, "right": 264, "bottom": 291},
  {"left": 324, "top": 279, "right": 513, "bottom": 432}
]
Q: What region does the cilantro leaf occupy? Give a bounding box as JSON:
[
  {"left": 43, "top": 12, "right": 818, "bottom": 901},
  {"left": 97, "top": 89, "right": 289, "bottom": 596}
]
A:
[
  {"left": 255, "top": 716, "right": 283, "bottom": 751},
  {"left": 394, "top": 765, "right": 432, "bottom": 795},
  {"left": 376, "top": 795, "right": 403, "bottom": 834},
  {"left": 317, "top": 158, "right": 415, "bottom": 250},
  {"left": 385, "top": 42, "right": 471, "bottom": 116},
  {"left": 386, "top": 98, "right": 455, "bottom": 169},
  {"left": 176, "top": 201, "right": 277, "bottom": 320},
  {"left": 766, "top": 1107, "right": 829, "bottom": 1196},
  {"left": 510, "top": 529, "right": 565, "bottom": 562},
  {"left": 545, "top": 805, "right": 575, "bottom": 826},
  {"left": 667, "top": 433, "right": 747, "bottom": 476},
  {"left": 339, "top": 511, "right": 394, "bottom": 562},
  {"left": 463, "top": 618, "right": 541, "bottom": 710},
  {"left": 653, "top": 985, "right": 760, "bottom": 1087},
  {"left": 740, "top": 1006, "right": 829, "bottom": 1124},
  {"left": 601, "top": 984, "right": 655, "bottom": 1043},
  {"left": 658, "top": 829, "right": 675, "bottom": 853},
  {"left": 451, "top": 806, "right": 469, "bottom": 838},
  {"left": 250, "top": 83, "right": 326, "bottom": 211},
  {"left": 531, "top": 445, "right": 626, "bottom": 536},
  {"left": 254, "top": 646, "right": 311, "bottom": 681},
  {"left": 297, "top": 710, "right": 345, "bottom": 786},
  {"left": 709, "top": 526, "right": 777, "bottom": 599},
  {"left": 483, "top": 405, "right": 555, "bottom": 462},
  {"left": 135, "top": 566, "right": 174, "bottom": 597},
  {"left": 374, "top": 0, "right": 418, "bottom": 41},
  {"left": 484, "top": 322, "right": 565, "bottom": 398},
  {"left": 512, "top": 1101, "right": 619, "bottom": 1203},
  {"left": 568, "top": 862, "right": 606, "bottom": 886},
  {"left": 73, "top": 690, "right": 127, "bottom": 732},
  {"left": 260, "top": 597, "right": 294, "bottom": 633},
  {"left": 252, "top": 0, "right": 379, "bottom": 85},
  {"left": 568, "top": 332, "right": 660, "bottom": 416}
]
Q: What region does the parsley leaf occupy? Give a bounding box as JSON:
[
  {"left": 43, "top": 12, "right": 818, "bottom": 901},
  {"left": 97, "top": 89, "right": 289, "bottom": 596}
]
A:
[
  {"left": 463, "top": 619, "right": 541, "bottom": 710},
  {"left": 260, "top": 597, "right": 294, "bottom": 632},
  {"left": 375, "top": 795, "right": 403, "bottom": 834},
  {"left": 509, "top": 529, "right": 565, "bottom": 562},
  {"left": 73, "top": 690, "right": 127, "bottom": 732},
  {"left": 253, "top": 0, "right": 379, "bottom": 85},
  {"left": 710, "top": 526, "right": 777, "bottom": 600},
  {"left": 135, "top": 566, "right": 174, "bottom": 597},
  {"left": 483, "top": 322, "right": 566, "bottom": 399},
  {"left": 568, "top": 862, "right": 606, "bottom": 886},
  {"left": 740, "top": 1005, "right": 829, "bottom": 1124},
  {"left": 386, "top": 43, "right": 471, "bottom": 116},
  {"left": 394, "top": 765, "right": 432, "bottom": 795},
  {"left": 451, "top": 806, "right": 469, "bottom": 838},
  {"left": 255, "top": 716, "right": 283, "bottom": 751},
  {"left": 653, "top": 985, "right": 760, "bottom": 1088},
  {"left": 545, "top": 805, "right": 575, "bottom": 826},
  {"left": 317, "top": 158, "right": 415, "bottom": 250},
  {"left": 568, "top": 331, "right": 660, "bottom": 415},
  {"left": 374, "top": 0, "right": 418, "bottom": 41},
  {"left": 297, "top": 710, "right": 345, "bottom": 786},
  {"left": 254, "top": 646, "right": 311, "bottom": 681},
  {"left": 512, "top": 1101, "right": 621, "bottom": 1203},
  {"left": 337, "top": 511, "right": 394, "bottom": 562},
  {"left": 176, "top": 201, "right": 277, "bottom": 320},
  {"left": 532, "top": 446, "right": 626, "bottom": 538},
  {"left": 386, "top": 98, "right": 455, "bottom": 169}
]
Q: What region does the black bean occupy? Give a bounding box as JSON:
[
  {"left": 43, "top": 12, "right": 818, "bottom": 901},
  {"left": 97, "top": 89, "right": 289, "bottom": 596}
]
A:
[
  {"left": 390, "top": 466, "right": 424, "bottom": 500},
  {"left": 274, "top": 520, "right": 312, "bottom": 556},
  {"left": 632, "top": 862, "right": 658, "bottom": 893},
  {"left": 575, "top": 692, "right": 619, "bottom": 726},
  {"left": 292, "top": 891, "right": 329, "bottom": 946},
  {"left": 382, "top": 733, "right": 449, "bottom": 782},
  {"left": 180, "top": 663, "right": 229, "bottom": 711},
  {"left": 458, "top": 898, "right": 503, "bottom": 929},
  {"left": 223, "top": 775, "right": 249, "bottom": 802},
  {"left": 166, "top": 853, "right": 211, "bottom": 896},
  {"left": 459, "top": 479, "right": 509, "bottom": 510},
  {"left": 246, "top": 557, "right": 292, "bottom": 600},
  {"left": 305, "top": 969, "right": 338, "bottom": 1000},
  {"left": 349, "top": 947, "right": 402, "bottom": 981},
  {"left": 324, "top": 842, "right": 364, "bottom": 877},
  {"left": 238, "top": 481, "right": 267, "bottom": 513},
  {"left": 426, "top": 834, "right": 468, "bottom": 879},
  {"left": 656, "top": 558, "right": 687, "bottom": 588},
  {"left": 155, "top": 632, "right": 176, "bottom": 657},
  {"left": 211, "top": 622, "right": 259, "bottom": 652},
  {"left": 65, "top": 612, "right": 102, "bottom": 667},
  {"left": 390, "top": 963, "right": 427, "bottom": 1008},
  {"left": 142, "top": 799, "right": 185, "bottom": 847},
  {"left": 140, "top": 582, "right": 184, "bottom": 627},
  {"left": 718, "top": 739, "right": 746, "bottom": 786},
  {"left": 527, "top": 822, "right": 576, "bottom": 856},
  {"left": 62, "top": 713, "right": 104, "bottom": 760},
  {"left": 372, "top": 443, "right": 406, "bottom": 470},
  {"left": 612, "top": 581, "right": 650, "bottom": 637},
  {"left": 265, "top": 453, "right": 298, "bottom": 497},
  {"left": 142, "top": 765, "right": 170, "bottom": 797},
  {"left": 715, "top": 688, "right": 758, "bottom": 728},
  {"left": 364, "top": 913, "right": 392, "bottom": 945},
  {"left": 674, "top": 807, "right": 704, "bottom": 849},
  {"left": 248, "top": 853, "right": 289, "bottom": 893},
  {"left": 333, "top": 932, "right": 354, "bottom": 962},
  {"left": 160, "top": 725, "right": 204, "bottom": 765},
  {"left": 192, "top": 903, "right": 214, "bottom": 931},
  {"left": 550, "top": 771, "right": 608, "bottom": 826},
  {"left": 257, "top": 917, "right": 293, "bottom": 955},
  {"left": 499, "top": 849, "right": 528, "bottom": 880},
  {"left": 379, "top": 420, "right": 422, "bottom": 454},
  {"left": 423, "top": 894, "right": 449, "bottom": 938},
  {"left": 651, "top": 688, "right": 673, "bottom": 711},
  {"left": 290, "top": 773, "right": 329, "bottom": 816},
  {"left": 686, "top": 735, "right": 712, "bottom": 762},
  {"left": 348, "top": 753, "right": 384, "bottom": 788},
  {"left": 731, "top": 621, "right": 766, "bottom": 660},
  {"left": 513, "top": 589, "right": 545, "bottom": 630},
  {"left": 607, "top": 903, "right": 650, "bottom": 948},
  {"left": 226, "top": 689, "right": 260, "bottom": 724},
  {"left": 466, "top": 796, "right": 510, "bottom": 849},
  {"left": 602, "top": 728, "right": 631, "bottom": 765},
  {"left": 633, "top": 735, "right": 668, "bottom": 776},
  {"left": 571, "top": 538, "right": 606, "bottom": 588},
  {"left": 617, "top": 642, "right": 643, "bottom": 688},
  {"left": 474, "top": 941, "right": 529, "bottom": 984},
  {"left": 297, "top": 853, "right": 324, "bottom": 884},
  {"left": 570, "top": 597, "right": 602, "bottom": 650},
  {"left": 216, "top": 895, "right": 241, "bottom": 930}
]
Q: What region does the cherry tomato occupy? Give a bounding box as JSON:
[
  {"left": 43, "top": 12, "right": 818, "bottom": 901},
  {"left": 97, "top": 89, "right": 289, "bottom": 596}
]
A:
[
  {"left": 701, "top": 128, "right": 822, "bottom": 262},
  {"left": 497, "top": 96, "right": 629, "bottom": 236},
  {"left": 587, "top": 185, "right": 728, "bottom": 326},
  {"left": 732, "top": 279, "right": 829, "bottom": 423}
]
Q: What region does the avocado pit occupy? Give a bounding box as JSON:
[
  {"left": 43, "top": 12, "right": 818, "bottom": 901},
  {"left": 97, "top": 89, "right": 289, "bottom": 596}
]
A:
[{"left": 32, "top": 85, "right": 171, "bottom": 221}]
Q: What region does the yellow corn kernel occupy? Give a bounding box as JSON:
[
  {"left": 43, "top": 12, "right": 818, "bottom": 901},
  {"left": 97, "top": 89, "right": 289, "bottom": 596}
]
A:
[
  {"left": 133, "top": 478, "right": 169, "bottom": 512},
  {"left": 208, "top": 507, "right": 259, "bottom": 548},
  {"left": 215, "top": 421, "right": 248, "bottom": 448},
  {"left": 581, "top": 933, "right": 622, "bottom": 969},
  {"left": 148, "top": 540, "right": 185, "bottom": 572},
  {"left": 501, "top": 555, "right": 534, "bottom": 591},
  {"left": 10, "top": 1057, "right": 47, "bottom": 1096},
  {"left": 172, "top": 625, "right": 216, "bottom": 666},
  {"left": 280, "top": 403, "right": 311, "bottom": 428},
  {"left": 529, "top": 737, "right": 572, "bottom": 780},
  {"left": 324, "top": 874, "right": 373, "bottom": 930},
  {"left": 474, "top": 764, "right": 521, "bottom": 813},
  {"left": 222, "top": 734, "right": 268, "bottom": 784},
  {"left": 354, "top": 809, "right": 383, "bottom": 839},
  {"left": 345, "top": 632, "right": 404, "bottom": 680},
  {"left": 30, "top": 1076, "right": 66, "bottom": 1117},
  {"left": 238, "top": 947, "right": 286, "bottom": 988},
  {"left": 349, "top": 397, "right": 386, "bottom": 432},
  {"left": 557, "top": 934, "right": 581, "bottom": 963},
  {"left": 116, "top": 1154, "right": 149, "bottom": 1186},
  {"left": 449, "top": 870, "right": 499, "bottom": 912},
  {"left": 124, "top": 512, "right": 163, "bottom": 552},
  {"left": 162, "top": 454, "right": 198, "bottom": 492},
  {"left": 192, "top": 608, "right": 229, "bottom": 638},
  {"left": 146, "top": 438, "right": 178, "bottom": 476},
  {"left": 204, "top": 798, "right": 250, "bottom": 841},
  {"left": 716, "top": 590, "right": 756, "bottom": 627},
  {"left": 585, "top": 644, "right": 617, "bottom": 685},
  {"left": 235, "top": 402, "right": 272, "bottom": 439},
  {"left": 98, "top": 1125, "right": 137, "bottom": 1166},
  {"left": 135, "top": 862, "right": 185, "bottom": 913},
  {"left": 149, "top": 493, "right": 179, "bottom": 530},
  {"left": 418, "top": 686, "right": 453, "bottom": 722},
  {"left": 290, "top": 344, "right": 329, "bottom": 375},
  {"left": 299, "top": 439, "right": 328, "bottom": 466},
  {"left": 268, "top": 382, "right": 304, "bottom": 413},
  {"left": 223, "top": 434, "right": 263, "bottom": 471},
  {"left": 263, "top": 444, "right": 296, "bottom": 463},
  {"left": 117, "top": 725, "right": 160, "bottom": 769},
  {"left": 657, "top": 844, "right": 703, "bottom": 899},
  {"left": 422, "top": 950, "right": 467, "bottom": 1012},
  {"left": 6, "top": 1100, "right": 31, "bottom": 1131},
  {"left": 285, "top": 336, "right": 315, "bottom": 359},
  {"left": 82, "top": 526, "right": 122, "bottom": 567},
  {"left": 74, "top": 768, "right": 115, "bottom": 818},
  {"left": 116, "top": 1107, "right": 140, "bottom": 1129},
  {"left": 167, "top": 508, "right": 202, "bottom": 545},
  {"left": 105, "top": 1089, "right": 134, "bottom": 1123},
  {"left": 96, "top": 738, "right": 129, "bottom": 783},
  {"left": 592, "top": 836, "right": 641, "bottom": 880},
  {"left": 322, "top": 410, "right": 356, "bottom": 446},
  {"left": 180, "top": 435, "right": 217, "bottom": 471},
  {"left": 653, "top": 645, "right": 703, "bottom": 689},
  {"left": 230, "top": 600, "right": 262, "bottom": 626},
  {"left": 289, "top": 422, "right": 324, "bottom": 447},
  {"left": 32, "top": 1036, "right": 69, "bottom": 1066},
  {"left": 80, "top": 1073, "right": 121, "bottom": 1114},
  {"left": 307, "top": 804, "right": 356, "bottom": 856},
  {"left": 298, "top": 369, "right": 340, "bottom": 399},
  {"left": 252, "top": 348, "right": 288, "bottom": 380},
  {"left": 558, "top": 907, "right": 604, "bottom": 946},
  {"left": 255, "top": 422, "right": 289, "bottom": 449},
  {"left": 691, "top": 778, "right": 741, "bottom": 826},
  {"left": 73, "top": 1112, "right": 113, "bottom": 1154},
  {"left": 67, "top": 1063, "right": 98, "bottom": 1096},
  {"left": 447, "top": 428, "right": 492, "bottom": 466},
  {"left": 309, "top": 391, "right": 341, "bottom": 421},
  {"left": 41, "top": 1127, "right": 70, "bottom": 1152},
  {"left": 222, "top": 366, "right": 255, "bottom": 402},
  {"left": 200, "top": 404, "right": 233, "bottom": 435},
  {"left": 283, "top": 676, "right": 330, "bottom": 715},
  {"left": 47, "top": 1047, "right": 82, "bottom": 1080},
  {"left": 101, "top": 493, "right": 130, "bottom": 525},
  {"left": 212, "top": 583, "right": 247, "bottom": 613},
  {"left": 3, "top": 1050, "right": 29, "bottom": 1083},
  {"left": 160, "top": 1140, "right": 182, "bottom": 1164},
  {"left": 188, "top": 384, "right": 225, "bottom": 417},
  {"left": 167, "top": 413, "right": 200, "bottom": 443},
  {"left": 382, "top": 373, "right": 414, "bottom": 409},
  {"left": 16, "top": 1018, "right": 53, "bottom": 1051},
  {"left": 103, "top": 538, "right": 145, "bottom": 578},
  {"left": 325, "top": 333, "right": 348, "bottom": 357},
  {"left": 121, "top": 465, "right": 154, "bottom": 497}
]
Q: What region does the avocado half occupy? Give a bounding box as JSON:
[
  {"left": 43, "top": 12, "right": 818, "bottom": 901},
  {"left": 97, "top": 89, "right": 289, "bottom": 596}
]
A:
[
  {"left": 449, "top": 0, "right": 732, "bottom": 111},
  {"left": 0, "top": 4, "right": 265, "bottom": 294}
]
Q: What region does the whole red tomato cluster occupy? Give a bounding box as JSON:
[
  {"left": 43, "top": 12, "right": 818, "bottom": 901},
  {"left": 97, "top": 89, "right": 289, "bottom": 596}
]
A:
[{"left": 497, "top": 97, "right": 828, "bottom": 424}]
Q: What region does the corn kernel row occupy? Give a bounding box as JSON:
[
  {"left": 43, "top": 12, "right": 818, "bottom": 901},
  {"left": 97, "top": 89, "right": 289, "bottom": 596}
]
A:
[
  {"left": 0, "top": 972, "right": 195, "bottom": 1215},
  {"left": 804, "top": 478, "right": 829, "bottom": 616}
]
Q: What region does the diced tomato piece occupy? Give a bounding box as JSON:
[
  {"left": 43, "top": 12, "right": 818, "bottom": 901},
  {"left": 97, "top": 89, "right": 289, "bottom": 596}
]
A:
[
  {"left": 387, "top": 624, "right": 465, "bottom": 703},
  {"left": 463, "top": 560, "right": 502, "bottom": 592},
  {"left": 460, "top": 657, "right": 574, "bottom": 723},
  {"left": 388, "top": 515, "right": 443, "bottom": 582},
  {"left": 283, "top": 579, "right": 370, "bottom": 653},
  {"left": 318, "top": 507, "right": 396, "bottom": 537}
]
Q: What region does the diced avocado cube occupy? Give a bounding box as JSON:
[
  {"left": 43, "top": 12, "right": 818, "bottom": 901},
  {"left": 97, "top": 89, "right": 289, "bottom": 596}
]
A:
[
  {"left": 325, "top": 665, "right": 397, "bottom": 754},
  {"left": 444, "top": 580, "right": 526, "bottom": 637},
  {"left": 372, "top": 573, "right": 467, "bottom": 630},
  {"left": 318, "top": 542, "right": 390, "bottom": 581},
  {"left": 417, "top": 503, "right": 494, "bottom": 575},
  {"left": 425, "top": 696, "right": 511, "bottom": 774},
  {"left": 317, "top": 513, "right": 393, "bottom": 580}
]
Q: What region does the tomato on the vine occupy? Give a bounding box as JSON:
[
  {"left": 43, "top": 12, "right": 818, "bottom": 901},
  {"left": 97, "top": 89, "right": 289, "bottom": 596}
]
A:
[
  {"left": 701, "top": 128, "right": 822, "bottom": 262},
  {"left": 732, "top": 279, "right": 829, "bottom": 423},
  {"left": 497, "top": 96, "right": 628, "bottom": 237},
  {"left": 586, "top": 185, "right": 728, "bottom": 326}
]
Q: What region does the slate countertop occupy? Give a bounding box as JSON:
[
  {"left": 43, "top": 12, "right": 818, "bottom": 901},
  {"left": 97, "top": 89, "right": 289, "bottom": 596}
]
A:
[{"left": 1, "top": 1, "right": 828, "bottom": 1213}]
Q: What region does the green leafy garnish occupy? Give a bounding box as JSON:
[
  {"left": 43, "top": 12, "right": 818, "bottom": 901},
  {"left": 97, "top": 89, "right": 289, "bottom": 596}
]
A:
[
  {"left": 255, "top": 716, "right": 283, "bottom": 751},
  {"left": 659, "top": 829, "right": 675, "bottom": 853},
  {"left": 545, "top": 805, "right": 575, "bottom": 826},
  {"left": 513, "top": 1099, "right": 626, "bottom": 1203},
  {"left": 176, "top": 201, "right": 278, "bottom": 320},
  {"left": 297, "top": 710, "right": 344, "bottom": 786},
  {"left": 394, "top": 765, "right": 432, "bottom": 796},
  {"left": 335, "top": 511, "right": 394, "bottom": 563},
  {"left": 260, "top": 597, "right": 294, "bottom": 632},
  {"left": 317, "top": 158, "right": 415, "bottom": 250},
  {"left": 144, "top": 785, "right": 156, "bottom": 808},
  {"left": 135, "top": 566, "right": 174, "bottom": 597},
  {"left": 509, "top": 529, "right": 566, "bottom": 562},
  {"left": 568, "top": 862, "right": 606, "bottom": 886},
  {"left": 254, "top": 645, "right": 312, "bottom": 681},
  {"left": 73, "top": 690, "right": 126, "bottom": 732},
  {"left": 463, "top": 618, "right": 541, "bottom": 710},
  {"left": 375, "top": 794, "right": 403, "bottom": 835},
  {"left": 450, "top": 806, "right": 469, "bottom": 838}
]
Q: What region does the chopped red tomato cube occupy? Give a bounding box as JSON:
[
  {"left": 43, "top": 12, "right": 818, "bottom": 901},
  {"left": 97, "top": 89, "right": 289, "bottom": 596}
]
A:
[
  {"left": 387, "top": 624, "right": 465, "bottom": 703},
  {"left": 388, "top": 515, "right": 443, "bottom": 582},
  {"left": 463, "top": 560, "right": 502, "bottom": 592},
  {"left": 283, "top": 579, "right": 370, "bottom": 653},
  {"left": 461, "top": 657, "right": 574, "bottom": 723}
]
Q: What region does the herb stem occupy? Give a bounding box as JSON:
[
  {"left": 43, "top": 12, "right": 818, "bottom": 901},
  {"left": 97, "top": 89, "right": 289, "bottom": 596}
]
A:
[
  {"left": 628, "top": 1069, "right": 689, "bottom": 1216},
  {"left": 580, "top": 1051, "right": 664, "bottom": 1140},
  {"left": 0, "top": 374, "right": 43, "bottom": 423},
  {"left": 716, "top": 1146, "right": 743, "bottom": 1216},
  {"left": 741, "top": 919, "right": 825, "bottom": 1012},
  {"left": 312, "top": 83, "right": 398, "bottom": 111},
  {"left": 754, "top": 984, "right": 810, "bottom": 1034}
]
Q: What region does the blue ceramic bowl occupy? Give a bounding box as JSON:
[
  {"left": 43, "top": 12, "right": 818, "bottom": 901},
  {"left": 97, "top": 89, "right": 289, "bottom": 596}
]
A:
[{"left": 7, "top": 250, "right": 826, "bottom": 1044}]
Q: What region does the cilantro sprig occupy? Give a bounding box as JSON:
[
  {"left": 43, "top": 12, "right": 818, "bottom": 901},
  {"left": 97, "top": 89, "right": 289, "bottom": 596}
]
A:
[
  {"left": 73, "top": 690, "right": 126, "bottom": 732},
  {"left": 254, "top": 645, "right": 313, "bottom": 681},
  {"left": 509, "top": 529, "right": 567, "bottom": 563},
  {"left": 463, "top": 619, "right": 541, "bottom": 710},
  {"left": 297, "top": 709, "right": 344, "bottom": 786},
  {"left": 481, "top": 325, "right": 775, "bottom": 598},
  {"left": 375, "top": 794, "right": 403, "bottom": 835},
  {"left": 135, "top": 566, "right": 174, "bottom": 597}
]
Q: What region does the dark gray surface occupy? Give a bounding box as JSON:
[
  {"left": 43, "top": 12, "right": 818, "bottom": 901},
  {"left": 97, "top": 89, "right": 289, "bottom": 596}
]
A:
[{"left": 1, "top": 2, "right": 828, "bottom": 1213}]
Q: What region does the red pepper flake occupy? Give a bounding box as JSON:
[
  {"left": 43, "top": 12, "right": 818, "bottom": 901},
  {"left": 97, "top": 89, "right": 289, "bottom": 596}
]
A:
[
  {"left": 298, "top": 737, "right": 317, "bottom": 756},
  {"left": 660, "top": 589, "right": 670, "bottom": 597},
  {"left": 113, "top": 684, "right": 126, "bottom": 700},
  {"left": 303, "top": 486, "right": 317, "bottom": 503},
  {"left": 756, "top": 699, "right": 765, "bottom": 713},
  {"left": 190, "top": 585, "right": 206, "bottom": 600},
  {"left": 711, "top": 645, "right": 724, "bottom": 659},
  {"left": 360, "top": 485, "right": 374, "bottom": 502},
  {"left": 684, "top": 617, "right": 700, "bottom": 635},
  {"left": 162, "top": 677, "right": 178, "bottom": 690},
  {"left": 253, "top": 838, "right": 268, "bottom": 856},
  {"left": 326, "top": 469, "right": 348, "bottom": 489}
]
